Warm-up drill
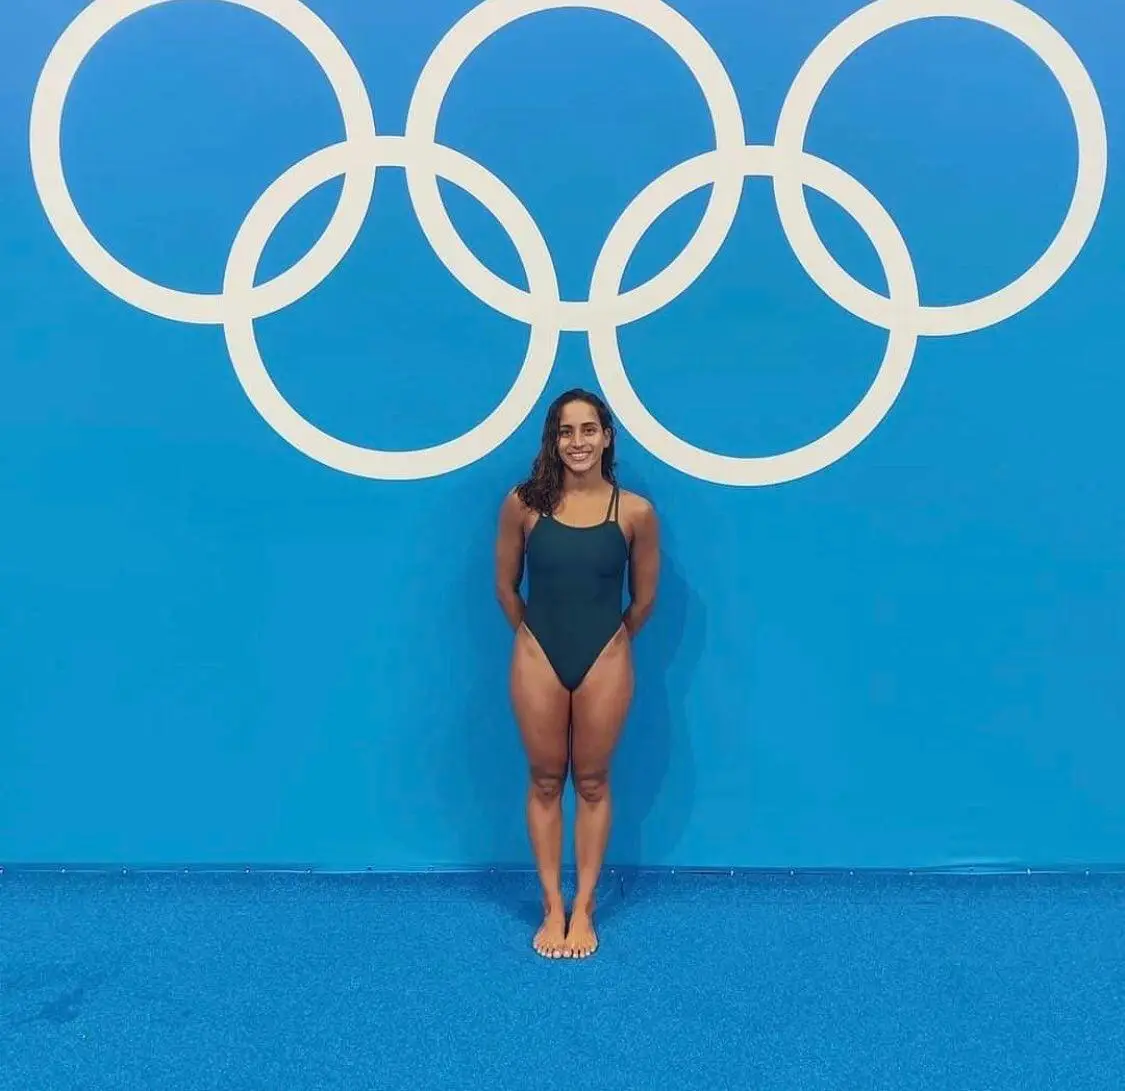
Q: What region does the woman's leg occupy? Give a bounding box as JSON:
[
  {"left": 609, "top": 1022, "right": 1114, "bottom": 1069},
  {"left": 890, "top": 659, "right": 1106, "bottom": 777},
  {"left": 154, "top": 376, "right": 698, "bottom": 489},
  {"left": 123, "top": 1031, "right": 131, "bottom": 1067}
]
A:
[
  {"left": 566, "top": 627, "right": 634, "bottom": 957},
  {"left": 510, "top": 625, "right": 572, "bottom": 958}
]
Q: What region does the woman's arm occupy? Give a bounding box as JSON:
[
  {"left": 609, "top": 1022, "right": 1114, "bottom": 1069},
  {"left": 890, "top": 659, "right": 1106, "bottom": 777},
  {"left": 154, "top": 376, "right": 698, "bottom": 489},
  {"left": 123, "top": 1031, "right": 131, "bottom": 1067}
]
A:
[
  {"left": 495, "top": 491, "right": 527, "bottom": 631},
  {"left": 623, "top": 500, "right": 659, "bottom": 637}
]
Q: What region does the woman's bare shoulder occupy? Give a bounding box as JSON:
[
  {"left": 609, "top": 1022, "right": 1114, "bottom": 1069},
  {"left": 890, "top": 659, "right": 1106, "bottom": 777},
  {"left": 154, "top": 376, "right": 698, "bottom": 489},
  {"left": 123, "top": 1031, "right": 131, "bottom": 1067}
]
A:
[
  {"left": 617, "top": 489, "right": 657, "bottom": 539},
  {"left": 501, "top": 486, "right": 540, "bottom": 531},
  {"left": 618, "top": 488, "right": 656, "bottom": 518}
]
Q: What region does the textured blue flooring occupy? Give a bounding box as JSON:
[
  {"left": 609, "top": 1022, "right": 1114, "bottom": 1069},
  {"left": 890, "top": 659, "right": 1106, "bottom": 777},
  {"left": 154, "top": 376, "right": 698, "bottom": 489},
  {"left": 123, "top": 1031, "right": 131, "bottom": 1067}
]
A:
[{"left": 2, "top": 870, "right": 1123, "bottom": 1090}]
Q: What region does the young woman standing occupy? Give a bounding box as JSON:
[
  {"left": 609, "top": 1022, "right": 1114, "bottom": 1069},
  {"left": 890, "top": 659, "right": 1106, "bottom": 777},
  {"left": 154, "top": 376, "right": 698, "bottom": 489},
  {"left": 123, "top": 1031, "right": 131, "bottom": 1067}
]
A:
[{"left": 494, "top": 389, "right": 660, "bottom": 959}]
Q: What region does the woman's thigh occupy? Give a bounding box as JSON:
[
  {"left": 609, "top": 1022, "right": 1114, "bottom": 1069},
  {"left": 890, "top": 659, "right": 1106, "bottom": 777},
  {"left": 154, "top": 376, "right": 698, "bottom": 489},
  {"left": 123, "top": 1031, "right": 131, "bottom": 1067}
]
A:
[
  {"left": 570, "top": 627, "right": 634, "bottom": 778},
  {"left": 510, "top": 624, "right": 571, "bottom": 774}
]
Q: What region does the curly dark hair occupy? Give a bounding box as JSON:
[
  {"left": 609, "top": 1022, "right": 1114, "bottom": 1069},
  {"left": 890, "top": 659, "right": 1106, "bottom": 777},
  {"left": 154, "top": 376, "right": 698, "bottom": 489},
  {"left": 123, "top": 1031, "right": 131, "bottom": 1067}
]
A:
[{"left": 515, "top": 388, "right": 617, "bottom": 515}]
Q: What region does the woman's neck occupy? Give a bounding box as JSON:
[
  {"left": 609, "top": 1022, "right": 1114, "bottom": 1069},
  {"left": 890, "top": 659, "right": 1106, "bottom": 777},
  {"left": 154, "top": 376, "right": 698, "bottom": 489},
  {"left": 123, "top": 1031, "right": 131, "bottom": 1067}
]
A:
[{"left": 563, "top": 467, "right": 607, "bottom": 493}]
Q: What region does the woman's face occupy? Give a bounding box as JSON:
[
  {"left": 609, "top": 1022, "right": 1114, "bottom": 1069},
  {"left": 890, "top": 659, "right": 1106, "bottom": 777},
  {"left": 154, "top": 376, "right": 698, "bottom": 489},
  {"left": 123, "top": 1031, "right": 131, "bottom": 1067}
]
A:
[{"left": 556, "top": 399, "right": 610, "bottom": 477}]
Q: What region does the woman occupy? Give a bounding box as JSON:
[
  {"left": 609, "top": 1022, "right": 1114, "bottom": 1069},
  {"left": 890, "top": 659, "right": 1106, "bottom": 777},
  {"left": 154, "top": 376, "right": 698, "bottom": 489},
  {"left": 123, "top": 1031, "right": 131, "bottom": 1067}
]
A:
[{"left": 495, "top": 388, "right": 660, "bottom": 959}]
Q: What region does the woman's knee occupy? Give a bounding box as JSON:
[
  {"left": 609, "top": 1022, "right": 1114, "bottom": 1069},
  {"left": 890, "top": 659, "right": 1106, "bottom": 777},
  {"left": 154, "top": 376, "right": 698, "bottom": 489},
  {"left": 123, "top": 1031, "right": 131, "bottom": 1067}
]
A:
[
  {"left": 529, "top": 766, "right": 567, "bottom": 804},
  {"left": 574, "top": 768, "right": 609, "bottom": 805}
]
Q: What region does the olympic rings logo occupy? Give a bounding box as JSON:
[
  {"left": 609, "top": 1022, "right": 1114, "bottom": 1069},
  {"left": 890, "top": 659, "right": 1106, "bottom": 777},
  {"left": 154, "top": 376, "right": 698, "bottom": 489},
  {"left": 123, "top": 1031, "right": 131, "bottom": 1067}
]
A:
[{"left": 29, "top": 0, "right": 1108, "bottom": 485}]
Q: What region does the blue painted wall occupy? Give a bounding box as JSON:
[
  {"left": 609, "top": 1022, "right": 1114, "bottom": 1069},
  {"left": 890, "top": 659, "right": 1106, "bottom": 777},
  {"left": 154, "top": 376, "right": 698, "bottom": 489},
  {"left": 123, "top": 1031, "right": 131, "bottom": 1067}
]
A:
[{"left": 1, "top": 0, "right": 1122, "bottom": 868}]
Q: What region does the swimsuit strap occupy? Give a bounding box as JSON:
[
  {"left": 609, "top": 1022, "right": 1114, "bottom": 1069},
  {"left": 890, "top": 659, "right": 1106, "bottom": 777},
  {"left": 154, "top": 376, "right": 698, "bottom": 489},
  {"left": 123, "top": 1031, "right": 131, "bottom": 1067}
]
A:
[{"left": 604, "top": 486, "right": 620, "bottom": 524}]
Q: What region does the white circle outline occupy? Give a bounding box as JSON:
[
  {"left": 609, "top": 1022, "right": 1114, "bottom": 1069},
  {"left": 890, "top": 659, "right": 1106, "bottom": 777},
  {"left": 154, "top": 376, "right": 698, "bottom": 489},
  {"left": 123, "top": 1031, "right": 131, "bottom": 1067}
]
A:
[
  {"left": 223, "top": 135, "right": 561, "bottom": 478},
  {"left": 29, "top": 0, "right": 378, "bottom": 325},
  {"left": 402, "top": 0, "right": 747, "bottom": 331},
  {"left": 772, "top": 0, "right": 1108, "bottom": 336},
  {"left": 588, "top": 145, "right": 920, "bottom": 485}
]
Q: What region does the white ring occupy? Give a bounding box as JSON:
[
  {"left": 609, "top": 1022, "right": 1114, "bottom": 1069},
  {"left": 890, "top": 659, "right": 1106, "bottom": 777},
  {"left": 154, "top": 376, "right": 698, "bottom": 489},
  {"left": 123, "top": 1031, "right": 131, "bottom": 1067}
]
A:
[
  {"left": 403, "top": 0, "right": 746, "bottom": 331},
  {"left": 772, "top": 0, "right": 1108, "bottom": 336},
  {"left": 28, "top": 0, "right": 378, "bottom": 325},
  {"left": 223, "top": 135, "right": 561, "bottom": 479},
  {"left": 588, "top": 145, "right": 920, "bottom": 485}
]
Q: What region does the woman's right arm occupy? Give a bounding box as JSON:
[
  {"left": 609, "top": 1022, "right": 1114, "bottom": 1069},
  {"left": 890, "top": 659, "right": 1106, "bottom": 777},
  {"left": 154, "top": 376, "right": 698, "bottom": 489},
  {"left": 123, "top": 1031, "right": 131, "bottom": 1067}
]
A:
[{"left": 495, "top": 491, "right": 527, "bottom": 631}]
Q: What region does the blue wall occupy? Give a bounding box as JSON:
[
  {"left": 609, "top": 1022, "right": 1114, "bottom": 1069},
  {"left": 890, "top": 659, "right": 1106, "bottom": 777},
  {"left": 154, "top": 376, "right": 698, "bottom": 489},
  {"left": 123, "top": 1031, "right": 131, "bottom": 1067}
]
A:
[{"left": 2, "top": 0, "right": 1122, "bottom": 869}]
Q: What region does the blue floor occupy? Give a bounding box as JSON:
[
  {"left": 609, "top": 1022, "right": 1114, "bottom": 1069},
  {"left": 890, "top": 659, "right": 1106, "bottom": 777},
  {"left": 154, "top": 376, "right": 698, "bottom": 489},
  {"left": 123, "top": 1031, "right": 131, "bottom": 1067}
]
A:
[{"left": 2, "top": 869, "right": 1122, "bottom": 1090}]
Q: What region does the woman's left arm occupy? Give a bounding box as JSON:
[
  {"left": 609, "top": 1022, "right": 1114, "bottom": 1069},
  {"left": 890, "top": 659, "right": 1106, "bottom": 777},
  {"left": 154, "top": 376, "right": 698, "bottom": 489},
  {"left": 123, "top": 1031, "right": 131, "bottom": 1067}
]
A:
[{"left": 623, "top": 500, "right": 660, "bottom": 638}]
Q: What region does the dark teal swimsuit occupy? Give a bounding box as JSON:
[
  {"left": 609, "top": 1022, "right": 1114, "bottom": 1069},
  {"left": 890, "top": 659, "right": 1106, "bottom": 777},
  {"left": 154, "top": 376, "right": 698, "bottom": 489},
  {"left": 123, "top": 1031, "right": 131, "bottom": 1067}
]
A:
[{"left": 523, "top": 487, "right": 630, "bottom": 692}]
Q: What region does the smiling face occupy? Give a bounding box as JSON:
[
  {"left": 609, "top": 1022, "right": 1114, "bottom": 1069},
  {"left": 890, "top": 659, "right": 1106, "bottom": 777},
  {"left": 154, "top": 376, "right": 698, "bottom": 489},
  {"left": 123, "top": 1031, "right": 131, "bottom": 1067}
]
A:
[{"left": 556, "top": 397, "right": 612, "bottom": 479}]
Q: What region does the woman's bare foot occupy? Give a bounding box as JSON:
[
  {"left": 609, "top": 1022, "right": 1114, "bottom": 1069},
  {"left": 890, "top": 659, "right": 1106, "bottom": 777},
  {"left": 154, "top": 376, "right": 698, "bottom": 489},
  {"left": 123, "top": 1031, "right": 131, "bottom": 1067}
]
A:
[
  {"left": 533, "top": 905, "right": 567, "bottom": 958},
  {"left": 563, "top": 899, "right": 598, "bottom": 958}
]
